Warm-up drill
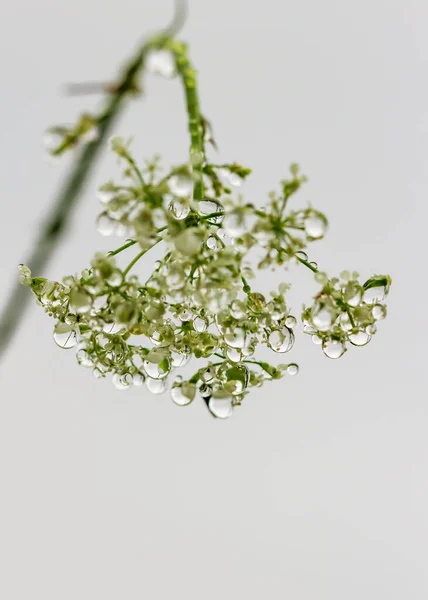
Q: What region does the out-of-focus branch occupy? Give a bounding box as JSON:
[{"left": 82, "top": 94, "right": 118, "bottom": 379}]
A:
[{"left": 0, "top": 1, "right": 187, "bottom": 361}]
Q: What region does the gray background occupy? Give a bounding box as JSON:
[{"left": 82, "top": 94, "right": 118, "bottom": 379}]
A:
[{"left": 1, "top": 1, "right": 427, "bottom": 598}]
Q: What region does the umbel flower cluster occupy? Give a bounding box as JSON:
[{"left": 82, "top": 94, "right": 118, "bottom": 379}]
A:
[{"left": 21, "top": 38, "right": 391, "bottom": 419}]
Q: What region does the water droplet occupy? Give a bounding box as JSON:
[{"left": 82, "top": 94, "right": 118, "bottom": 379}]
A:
[
  {"left": 268, "top": 327, "right": 295, "bottom": 353},
  {"left": 112, "top": 372, "right": 133, "bottom": 390},
  {"left": 285, "top": 315, "right": 297, "bottom": 328},
  {"left": 178, "top": 307, "right": 193, "bottom": 321},
  {"left": 146, "top": 49, "right": 176, "bottom": 78},
  {"left": 169, "top": 174, "right": 193, "bottom": 198},
  {"left": 230, "top": 300, "right": 246, "bottom": 320},
  {"left": 197, "top": 198, "right": 224, "bottom": 220},
  {"left": 295, "top": 250, "right": 308, "bottom": 262},
  {"left": 344, "top": 282, "right": 363, "bottom": 307},
  {"left": 287, "top": 363, "right": 299, "bottom": 376},
  {"left": 169, "top": 198, "right": 190, "bottom": 220},
  {"left": 366, "top": 323, "right": 377, "bottom": 335},
  {"left": 171, "top": 350, "right": 191, "bottom": 368},
  {"left": 76, "top": 348, "right": 93, "bottom": 367},
  {"left": 146, "top": 377, "right": 168, "bottom": 394},
  {"left": 93, "top": 367, "right": 104, "bottom": 379},
  {"left": 223, "top": 327, "right": 246, "bottom": 349},
  {"left": 206, "top": 236, "right": 220, "bottom": 250},
  {"left": 208, "top": 396, "right": 233, "bottom": 419},
  {"left": 312, "top": 335, "right": 322, "bottom": 345},
  {"left": 201, "top": 367, "right": 215, "bottom": 383},
  {"left": 171, "top": 380, "right": 196, "bottom": 407},
  {"left": 144, "top": 358, "right": 171, "bottom": 380},
  {"left": 349, "top": 330, "right": 371, "bottom": 346},
  {"left": 226, "top": 347, "right": 242, "bottom": 362},
  {"left": 133, "top": 374, "right": 144, "bottom": 386},
  {"left": 363, "top": 286, "right": 386, "bottom": 304},
  {"left": 96, "top": 212, "right": 115, "bottom": 236},
  {"left": 372, "top": 304, "right": 387, "bottom": 320},
  {"left": 200, "top": 383, "right": 213, "bottom": 400},
  {"left": 322, "top": 339, "right": 346, "bottom": 359},
  {"left": 193, "top": 316, "right": 208, "bottom": 332},
  {"left": 53, "top": 323, "right": 77, "bottom": 349},
  {"left": 312, "top": 307, "right": 334, "bottom": 332},
  {"left": 166, "top": 266, "right": 185, "bottom": 290},
  {"left": 304, "top": 213, "right": 328, "bottom": 239}
]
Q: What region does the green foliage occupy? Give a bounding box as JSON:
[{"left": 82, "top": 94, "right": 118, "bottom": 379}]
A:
[{"left": 21, "top": 36, "right": 391, "bottom": 419}]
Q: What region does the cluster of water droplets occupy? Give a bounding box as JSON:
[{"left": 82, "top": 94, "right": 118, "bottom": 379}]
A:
[{"left": 302, "top": 272, "right": 391, "bottom": 359}]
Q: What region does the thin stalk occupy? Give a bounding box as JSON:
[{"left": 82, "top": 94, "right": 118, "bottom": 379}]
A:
[
  {"left": 123, "top": 239, "right": 161, "bottom": 277},
  {"left": 0, "top": 2, "right": 188, "bottom": 361}
]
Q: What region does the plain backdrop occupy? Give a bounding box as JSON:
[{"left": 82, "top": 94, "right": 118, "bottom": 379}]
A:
[{"left": 1, "top": 1, "right": 428, "bottom": 598}]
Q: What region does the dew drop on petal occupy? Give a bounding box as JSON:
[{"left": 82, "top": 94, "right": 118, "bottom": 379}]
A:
[
  {"left": 171, "top": 379, "right": 196, "bottom": 407},
  {"left": 169, "top": 199, "right": 190, "bottom": 220},
  {"left": 112, "top": 372, "right": 133, "bottom": 390},
  {"left": 53, "top": 323, "right": 77, "bottom": 349},
  {"left": 322, "top": 339, "right": 346, "bottom": 359},
  {"left": 312, "top": 335, "right": 323, "bottom": 345}
]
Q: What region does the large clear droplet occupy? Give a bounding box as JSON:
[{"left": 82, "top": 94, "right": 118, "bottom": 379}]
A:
[
  {"left": 304, "top": 213, "right": 328, "bottom": 239},
  {"left": 285, "top": 315, "right": 297, "bottom": 329},
  {"left": 112, "top": 372, "right": 133, "bottom": 390},
  {"left": 193, "top": 316, "right": 208, "bottom": 333},
  {"left": 143, "top": 358, "right": 171, "bottom": 379},
  {"left": 363, "top": 286, "right": 386, "bottom": 304},
  {"left": 322, "top": 339, "right": 346, "bottom": 359},
  {"left": 171, "top": 350, "right": 191, "bottom": 368},
  {"left": 225, "top": 347, "right": 242, "bottom": 363},
  {"left": 171, "top": 379, "right": 196, "bottom": 407},
  {"left": 312, "top": 307, "right": 334, "bottom": 332},
  {"left": 372, "top": 304, "right": 387, "bottom": 320},
  {"left": 169, "top": 199, "right": 190, "bottom": 220},
  {"left": 197, "top": 199, "right": 224, "bottom": 222},
  {"left": 208, "top": 396, "right": 233, "bottom": 419},
  {"left": 146, "top": 377, "right": 168, "bottom": 394},
  {"left": 169, "top": 174, "right": 193, "bottom": 198},
  {"left": 223, "top": 327, "right": 246, "bottom": 349},
  {"left": 53, "top": 323, "right": 77, "bottom": 349},
  {"left": 146, "top": 49, "right": 176, "bottom": 78},
  {"left": 349, "top": 330, "right": 371, "bottom": 346},
  {"left": 96, "top": 212, "right": 115, "bottom": 236},
  {"left": 268, "top": 327, "right": 294, "bottom": 353}
]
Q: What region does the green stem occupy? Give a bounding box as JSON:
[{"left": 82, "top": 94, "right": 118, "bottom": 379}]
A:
[
  {"left": 0, "top": 5, "right": 188, "bottom": 362},
  {"left": 123, "top": 239, "right": 161, "bottom": 277},
  {"left": 241, "top": 276, "right": 251, "bottom": 294},
  {"left": 164, "top": 40, "right": 205, "bottom": 199},
  {"left": 295, "top": 254, "right": 318, "bottom": 273},
  {"left": 108, "top": 239, "right": 137, "bottom": 257}
]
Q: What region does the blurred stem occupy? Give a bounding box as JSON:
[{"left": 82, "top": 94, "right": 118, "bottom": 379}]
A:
[{"left": 0, "top": 1, "right": 187, "bottom": 362}]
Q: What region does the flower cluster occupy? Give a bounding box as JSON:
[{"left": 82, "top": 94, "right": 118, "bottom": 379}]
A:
[{"left": 22, "top": 41, "right": 392, "bottom": 419}]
